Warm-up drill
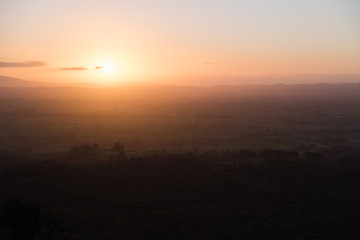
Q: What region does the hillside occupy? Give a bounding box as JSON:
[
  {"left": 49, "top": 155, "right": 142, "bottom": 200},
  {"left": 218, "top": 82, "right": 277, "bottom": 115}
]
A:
[{"left": 0, "top": 75, "right": 67, "bottom": 88}]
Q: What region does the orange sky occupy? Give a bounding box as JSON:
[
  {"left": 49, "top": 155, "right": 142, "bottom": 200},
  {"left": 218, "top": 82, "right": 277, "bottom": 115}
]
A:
[{"left": 1, "top": 0, "right": 359, "bottom": 85}]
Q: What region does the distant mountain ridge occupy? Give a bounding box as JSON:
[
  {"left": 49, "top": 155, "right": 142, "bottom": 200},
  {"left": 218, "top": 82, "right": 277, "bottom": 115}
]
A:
[
  {"left": 0, "top": 75, "right": 33, "bottom": 87},
  {"left": 0, "top": 75, "right": 69, "bottom": 87},
  {"left": 2, "top": 74, "right": 360, "bottom": 88},
  {"left": 1, "top": 75, "right": 360, "bottom": 100}
]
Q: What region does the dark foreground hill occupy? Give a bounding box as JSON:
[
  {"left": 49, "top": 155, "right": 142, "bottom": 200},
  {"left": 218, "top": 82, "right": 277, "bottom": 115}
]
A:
[{"left": 1, "top": 152, "right": 359, "bottom": 240}]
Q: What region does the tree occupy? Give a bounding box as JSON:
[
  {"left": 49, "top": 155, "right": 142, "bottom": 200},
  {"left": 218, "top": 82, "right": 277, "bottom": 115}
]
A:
[
  {"left": 110, "top": 142, "right": 126, "bottom": 160},
  {"left": 111, "top": 142, "right": 125, "bottom": 153},
  {"left": 68, "top": 143, "right": 99, "bottom": 158}
]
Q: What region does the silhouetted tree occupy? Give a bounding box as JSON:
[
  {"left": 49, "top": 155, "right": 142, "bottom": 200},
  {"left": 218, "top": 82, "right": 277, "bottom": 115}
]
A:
[
  {"left": 110, "top": 142, "right": 126, "bottom": 160},
  {"left": 93, "top": 143, "right": 99, "bottom": 151},
  {"left": 68, "top": 143, "right": 99, "bottom": 158},
  {"left": 111, "top": 142, "right": 124, "bottom": 153}
]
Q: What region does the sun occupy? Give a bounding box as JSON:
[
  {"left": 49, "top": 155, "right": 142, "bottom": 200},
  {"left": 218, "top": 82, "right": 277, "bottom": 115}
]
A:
[
  {"left": 95, "top": 62, "right": 114, "bottom": 72},
  {"left": 91, "top": 61, "right": 123, "bottom": 85},
  {"left": 85, "top": 57, "right": 131, "bottom": 85}
]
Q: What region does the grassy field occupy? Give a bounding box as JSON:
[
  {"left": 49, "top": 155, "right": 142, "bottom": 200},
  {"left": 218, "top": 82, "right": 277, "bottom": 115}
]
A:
[{"left": 1, "top": 86, "right": 360, "bottom": 157}]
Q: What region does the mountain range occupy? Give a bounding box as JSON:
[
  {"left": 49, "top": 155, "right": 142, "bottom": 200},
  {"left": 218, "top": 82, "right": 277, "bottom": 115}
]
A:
[{"left": 0, "top": 75, "right": 69, "bottom": 87}]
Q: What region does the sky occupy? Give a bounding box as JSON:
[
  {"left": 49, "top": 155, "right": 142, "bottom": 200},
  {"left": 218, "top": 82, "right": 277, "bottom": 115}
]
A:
[{"left": 1, "top": 0, "right": 360, "bottom": 85}]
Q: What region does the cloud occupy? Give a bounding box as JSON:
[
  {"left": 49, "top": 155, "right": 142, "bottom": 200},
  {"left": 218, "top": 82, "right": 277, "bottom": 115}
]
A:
[
  {"left": 62, "top": 67, "right": 88, "bottom": 70},
  {"left": 0, "top": 61, "right": 47, "bottom": 68},
  {"left": 95, "top": 66, "right": 105, "bottom": 70}
]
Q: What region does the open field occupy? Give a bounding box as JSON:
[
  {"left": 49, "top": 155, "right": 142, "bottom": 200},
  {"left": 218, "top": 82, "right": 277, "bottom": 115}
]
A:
[{"left": 1, "top": 84, "right": 360, "bottom": 157}]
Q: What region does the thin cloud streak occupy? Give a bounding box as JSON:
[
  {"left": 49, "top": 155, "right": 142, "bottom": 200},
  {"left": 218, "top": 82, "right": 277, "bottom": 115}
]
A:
[
  {"left": 62, "top": 67, "right": 88, "bottom": 70},
  {"left": 0, "top": 61, "right": 47, "bottom": 68},
  {"left": 95, "top": 66, "right": 105, "bottom": 70}
]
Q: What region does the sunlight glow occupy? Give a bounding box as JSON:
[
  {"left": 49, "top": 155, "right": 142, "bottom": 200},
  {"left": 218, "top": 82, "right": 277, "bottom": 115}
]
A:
[
  {"left": 90, "top": 60, "right": 124, "bottom": 85},
  {"left": 95, "top": 62, "right": 113, "bottom": 72}
]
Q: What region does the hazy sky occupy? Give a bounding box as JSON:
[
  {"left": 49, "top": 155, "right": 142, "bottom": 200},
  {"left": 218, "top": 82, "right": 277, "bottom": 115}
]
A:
[{"left": 1, "top": 0, "right": 359, "bottom": 84}]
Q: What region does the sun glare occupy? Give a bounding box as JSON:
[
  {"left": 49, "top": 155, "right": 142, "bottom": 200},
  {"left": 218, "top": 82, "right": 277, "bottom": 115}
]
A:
[
  {"left": 97, "top": 62, "right": 113, "bottom": 72},
  {"left": 91, "top": 60, "right": 123, "bottom": 85},
  {"left": 95, "top": 62, "right": 113, "bottom": 72}
]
